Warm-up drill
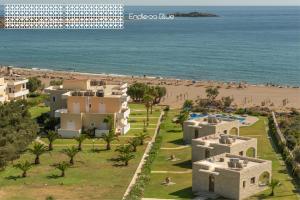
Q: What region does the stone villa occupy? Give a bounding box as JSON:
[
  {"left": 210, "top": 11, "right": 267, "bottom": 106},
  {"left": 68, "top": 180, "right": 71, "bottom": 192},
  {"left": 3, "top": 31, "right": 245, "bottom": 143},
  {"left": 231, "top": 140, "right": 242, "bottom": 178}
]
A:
[
  {"left": 192, "top": 134, "right": 257, "bottom": 162},
  {"left": 184, "top": 114, "right": 272, "bottom": 199},
  {"left": 45, "top": 79, "right": 130, "bottom": 138},
  {"left": 183, "top": 115, "right": 240, "bottom": 144},
  {"left": 193, "top": 153, "right": 272, "bottom": 200}
]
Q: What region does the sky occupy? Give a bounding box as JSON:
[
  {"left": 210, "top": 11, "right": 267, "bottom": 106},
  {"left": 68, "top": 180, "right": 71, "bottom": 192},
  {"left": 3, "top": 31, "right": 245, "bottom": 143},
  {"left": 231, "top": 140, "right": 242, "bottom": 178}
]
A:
[{"left": 0, "top": 0, "right": 300, "bottom": 5}]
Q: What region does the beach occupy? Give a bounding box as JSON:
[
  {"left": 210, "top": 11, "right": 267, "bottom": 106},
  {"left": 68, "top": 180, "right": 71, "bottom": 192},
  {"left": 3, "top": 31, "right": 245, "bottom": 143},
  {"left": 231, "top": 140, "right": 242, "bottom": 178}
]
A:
[{"left": 2, "top": 66, "right": 299, "bottom": 111}]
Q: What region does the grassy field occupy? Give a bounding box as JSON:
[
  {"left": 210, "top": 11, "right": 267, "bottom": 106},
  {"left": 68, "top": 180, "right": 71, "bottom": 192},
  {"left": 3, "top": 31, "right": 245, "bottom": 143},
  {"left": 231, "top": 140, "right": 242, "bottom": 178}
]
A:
[
  {"left": 143, "top": 110, "right": 195, "bottom": 199},
  {"left": 143, "top": 111, "right": 299, "bottom": 200},
  {"left": 242, "top": 117, "right": 299, "bottom": 200},
  {"left": 29, "top": 105, "right": 50, "bottom": 119},
  {"left": 0, "top": 103, "right": 161, "bottom": 200}
]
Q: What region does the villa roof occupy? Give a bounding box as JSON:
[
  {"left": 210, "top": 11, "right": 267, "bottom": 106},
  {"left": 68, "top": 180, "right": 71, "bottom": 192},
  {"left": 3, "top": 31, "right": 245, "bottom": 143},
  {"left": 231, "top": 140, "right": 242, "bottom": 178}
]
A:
[
  {"left": 194, "top": 153, "right": 270, "bottom": 173},
  {"left": 193, "top": 134, "right": 255, "bottom": 147}
]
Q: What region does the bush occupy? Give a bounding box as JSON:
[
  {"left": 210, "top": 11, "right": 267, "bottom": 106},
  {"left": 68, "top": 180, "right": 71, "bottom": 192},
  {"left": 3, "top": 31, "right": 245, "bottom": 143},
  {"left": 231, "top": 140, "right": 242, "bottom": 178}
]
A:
[
  {"left": 27, "top": 77, "right": 42, "bottom": 93},
  {"left": 293, "top": 146, "right": 300, "bottom": 163},
  {"left": 124, "top": 118, "right": 164, "bottom": 200}
]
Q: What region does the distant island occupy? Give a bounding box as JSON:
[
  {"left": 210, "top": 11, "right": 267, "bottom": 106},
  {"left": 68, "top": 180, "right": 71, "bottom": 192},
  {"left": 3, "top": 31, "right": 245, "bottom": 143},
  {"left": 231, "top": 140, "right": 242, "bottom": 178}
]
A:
[{"left": 169, "top": 12, "right": 219, "bottom": 17}]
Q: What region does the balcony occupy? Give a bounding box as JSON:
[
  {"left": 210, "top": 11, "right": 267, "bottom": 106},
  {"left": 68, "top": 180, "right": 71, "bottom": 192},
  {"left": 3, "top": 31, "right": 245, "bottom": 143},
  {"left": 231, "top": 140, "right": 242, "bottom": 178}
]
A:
[
  {"left": 120, "top": 123, "right": 130, "bottom": 135},
  {"left": 6, "top": 78, "right": 28, "bottom": 86},
  {"left": 54, "top": 109, "right": 68, "bottom": 118},
  {"left": 0, "top": 96, "right": 6, "bottom": 103},
  {"left": 119, "top": 107, "right": 130, "bottom": 119},
  {"left": 121, "top": 95, "right": 130, "bottom": 103},
  {"left": 8, "top": 89, "right": 29, "bottom": 98},
  {"left": 58, "top": 128, "right": 81, "bottom": 138},
  {"left": 120, "top": 83, "right": 128, "bottom": 89}
]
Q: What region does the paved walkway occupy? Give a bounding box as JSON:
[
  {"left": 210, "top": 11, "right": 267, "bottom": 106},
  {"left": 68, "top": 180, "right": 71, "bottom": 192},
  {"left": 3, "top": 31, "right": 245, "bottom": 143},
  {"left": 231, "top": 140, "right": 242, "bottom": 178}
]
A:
[
  {"left": 160, "top": 145, "right": 190, "bottom": 150},
  {"left": 151, "top": 169, "right": 192, "bottom": 174},
  {"left": 142, "top": 198, "right": 175, "bottom": 200},
  {"left": 122, "top": 111, "right": 164, "bottom": 199},
  {"left": 130, "top": 116, "right": 159, "bottom": 119}
]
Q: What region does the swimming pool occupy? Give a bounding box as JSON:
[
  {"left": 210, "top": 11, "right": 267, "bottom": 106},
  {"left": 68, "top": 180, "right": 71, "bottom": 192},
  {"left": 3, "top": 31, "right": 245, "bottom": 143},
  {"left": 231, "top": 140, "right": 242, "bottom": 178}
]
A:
[{"left": 189, "top": 113, "right": 246, "bottom": 122}]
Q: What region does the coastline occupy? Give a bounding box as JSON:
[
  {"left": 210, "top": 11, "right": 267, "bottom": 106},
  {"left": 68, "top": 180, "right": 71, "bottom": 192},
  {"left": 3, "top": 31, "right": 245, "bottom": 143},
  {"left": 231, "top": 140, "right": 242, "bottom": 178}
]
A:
[
  {"left": 4, "top": 65, "right": 300, "bottom": 88},
  {"left": 1, "top": 65, "right": 299, "bottom": 111}
]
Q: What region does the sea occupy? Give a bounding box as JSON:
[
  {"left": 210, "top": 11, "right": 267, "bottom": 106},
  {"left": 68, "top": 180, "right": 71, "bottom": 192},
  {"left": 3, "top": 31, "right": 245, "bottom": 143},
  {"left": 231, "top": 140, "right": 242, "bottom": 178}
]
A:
[{"left": 0, "top": 6, "right": 299, "bottom": 86}]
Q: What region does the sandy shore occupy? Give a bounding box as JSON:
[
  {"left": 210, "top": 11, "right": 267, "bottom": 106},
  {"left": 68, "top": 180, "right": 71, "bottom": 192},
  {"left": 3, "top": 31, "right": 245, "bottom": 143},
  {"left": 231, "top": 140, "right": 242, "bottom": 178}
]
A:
[{"left": 1, "top": 66, "right": 299, "bottom": 111}]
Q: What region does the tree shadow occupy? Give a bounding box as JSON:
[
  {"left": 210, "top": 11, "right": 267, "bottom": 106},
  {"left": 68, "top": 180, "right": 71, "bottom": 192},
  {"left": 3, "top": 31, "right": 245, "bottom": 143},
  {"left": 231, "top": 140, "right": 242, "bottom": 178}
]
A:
[
  {"left": 169, "top": 139, "right": 185, "bottom": 145},
  {"left": 112, "top": 163, "right": 126, "bottom": 167},
  {"left": 278, "top": 169, "right": 288, "bottom": 174},
  {"left": 5, "top": 175, "right": 23, "bottom": 180},
  {"left": 173, "top": 160, "right": 192, "bottom": 169},
  {"left": 169, "top": 187, "right": 195, "bottom": 199},
  {"left": 167, "top": 129, "right": 182, "bottom": 133},
  {"left": 47, "top": 174, "right": 62, "bottom": 179},
  {"left": 255, "top": 193, "right": 297, "bottom": 199}
]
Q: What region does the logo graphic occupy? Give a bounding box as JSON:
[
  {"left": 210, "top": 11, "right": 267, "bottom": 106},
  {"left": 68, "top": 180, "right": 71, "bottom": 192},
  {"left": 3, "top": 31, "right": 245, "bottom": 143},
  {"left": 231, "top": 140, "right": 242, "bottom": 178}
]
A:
[{"left": 4, "top": 4, "right": 124, "bottom": 29}]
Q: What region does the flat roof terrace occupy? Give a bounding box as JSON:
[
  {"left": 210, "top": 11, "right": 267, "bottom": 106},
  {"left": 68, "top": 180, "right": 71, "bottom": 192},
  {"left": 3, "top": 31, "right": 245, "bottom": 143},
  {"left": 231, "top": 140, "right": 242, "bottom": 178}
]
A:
[
  {"left": 194, "top": 153, "right": 269, "bottom": 173},
  {"left": 193, "top": 134, "right": 254, "bottom": 147}
]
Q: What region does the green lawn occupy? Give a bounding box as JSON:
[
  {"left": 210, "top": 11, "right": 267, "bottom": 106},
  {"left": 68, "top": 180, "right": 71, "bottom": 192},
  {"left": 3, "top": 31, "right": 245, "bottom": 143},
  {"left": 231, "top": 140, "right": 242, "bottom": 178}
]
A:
[
  {"left": 0, "top": 103, "right": 161, "bottom": 200},
  {"left": 29, "top": 105, "right": 50, "bottom": 119},
  {"left": 144, "top": 110, "right": 195, "bottom": 199},
  {"left": 240, "top": 117, "right": 299, "bottom": 200},
  {"left": 143, "top": 112, "right": 300, "bottom": 200}
]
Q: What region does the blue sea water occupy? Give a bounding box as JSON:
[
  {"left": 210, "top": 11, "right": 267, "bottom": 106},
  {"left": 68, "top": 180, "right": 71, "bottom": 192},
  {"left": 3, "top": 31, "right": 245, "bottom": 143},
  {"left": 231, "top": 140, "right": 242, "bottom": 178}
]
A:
[{"left": 0, "top": 6, "right": 299, "bottom": 86}]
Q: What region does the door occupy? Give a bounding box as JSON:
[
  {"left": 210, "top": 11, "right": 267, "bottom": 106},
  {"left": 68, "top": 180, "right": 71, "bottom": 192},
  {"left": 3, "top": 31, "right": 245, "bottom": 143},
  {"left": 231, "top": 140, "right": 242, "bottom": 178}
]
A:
[
  {"left": 67, "top": 120, "right": 75, "bottom": 130},
  {"left": 99, "top": 103, "right": 106, "bottom": 113},
  {"left": 73, "top": 102, "right": 80, "bottom": 113},
  {"left": 205, "top": 149, "right": 210, "bottom": 158},
  {"left": 209, "top": 175, "right": 215, "bottom": 192}
]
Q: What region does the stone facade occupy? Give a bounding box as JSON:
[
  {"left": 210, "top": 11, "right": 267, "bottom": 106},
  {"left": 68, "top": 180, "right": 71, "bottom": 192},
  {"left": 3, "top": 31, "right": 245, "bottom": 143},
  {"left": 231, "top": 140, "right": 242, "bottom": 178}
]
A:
[
  {"left": 192, "top": 134, "right": 257, "bottom": 162},
  {"left": 193, "top": 153, "right": 272, "bottom": 200},
  {"left": 184, "top": 115, "right": 240, "bottom": 144}
]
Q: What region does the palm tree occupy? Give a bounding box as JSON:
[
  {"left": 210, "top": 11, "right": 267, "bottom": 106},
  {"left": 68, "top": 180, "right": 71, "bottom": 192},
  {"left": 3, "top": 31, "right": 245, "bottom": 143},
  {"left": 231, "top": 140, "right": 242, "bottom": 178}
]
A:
[
  {"left": 182, "top": 100, "right": 193, "bottom": 111},
  {"left": 46, "top": 130, "right": 59, "bottom": 151},
  {"left": 147, "top": 86, "right": 158, "bottom": 114},
  {"left": 103, "top": 115, "right": 113, "bottom": 130},
  {"left": 54, "top": 161, "right": 69, "bottom": 177},
  {"left": 102, "top": 130, "right": 118, "bottom": 150},
  {"left": 28, "top": 142, "right": 47, "bottom": 164},
  {"left": 62, "top": 146, "right": 79, "bottom": 165},
  {"left": 117, "top": 151, "right": 135, "bottom": 166},
  {"left": 13, "top": 160, "right": 32, "bottom": 177},
  {"left": 205, "top": 86, "right": 219, "bottom": 103},
  {"left": 115, "top": 144, "right": 132, "bottom": 154},
  {"left": 135, "top": 132, "right": 150, "bottom": 145},
  {"left": 143, "top": 94, "right": 153, "bottom": 126},
  {"left": 128, "top": 138, "right": 140, "bottom": 152},
  {"left": 269, "top": 179, "right": 280, "bottom": 196},
  {"left": 75, "top": 134, "right": 87, "bottom": 151},
  {"left": 176, "top": 111, "right": 189, "bottom": 130}
]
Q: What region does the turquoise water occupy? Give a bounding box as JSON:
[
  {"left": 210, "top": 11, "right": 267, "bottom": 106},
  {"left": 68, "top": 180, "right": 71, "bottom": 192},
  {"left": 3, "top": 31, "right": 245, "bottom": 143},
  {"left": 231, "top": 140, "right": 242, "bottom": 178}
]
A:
[
  {"left": 0, "top": 6, "right": 299, "bottom": 86},
  {"left": 189, "top": 113, "right": 246, "bottom": 122}
]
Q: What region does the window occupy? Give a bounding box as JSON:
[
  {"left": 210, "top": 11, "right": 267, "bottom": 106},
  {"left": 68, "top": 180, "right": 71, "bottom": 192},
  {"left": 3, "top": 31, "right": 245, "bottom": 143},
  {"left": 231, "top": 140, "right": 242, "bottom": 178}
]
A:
[
  {"left": 224, "top": 130, "right": 228, "bottom": 134},
  {"left": 251, "top": 177, "right": 255, "bottom": 184},
  {"left": 22, "top": 84, "right": 25, "bottom": 89},
  {"left": 52, "top": 96, "right": 56, "bottom": 102},
  {"left": 89, "top": 103, "right": 92, "bottom": 109},
  {"left": 205, "top": 149, "right": 210, "bottom": 158},
  {"left": 9, "top": 88, "right": 12, "bottom": 93},
  {"left": 195, "top": 130, "right": 199, "bottom": 138},
  {"left": 239, "top": 151, "right": 243, "bottom": 156},
  {"left": 243, "top": 181, "right": 246, "bottom": 188}
]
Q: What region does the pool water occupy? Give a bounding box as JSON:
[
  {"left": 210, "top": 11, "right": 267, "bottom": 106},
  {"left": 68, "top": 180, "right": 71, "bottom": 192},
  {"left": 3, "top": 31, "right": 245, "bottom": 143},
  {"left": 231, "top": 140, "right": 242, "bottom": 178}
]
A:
[{"left": 189, "top": 113, "right": 246, "bottom": 122}]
